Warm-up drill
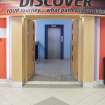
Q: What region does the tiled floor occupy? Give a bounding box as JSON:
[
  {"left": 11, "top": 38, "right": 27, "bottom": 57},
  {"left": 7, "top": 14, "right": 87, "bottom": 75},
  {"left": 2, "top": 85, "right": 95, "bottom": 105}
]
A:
[
  {"left": 2, "top": 59, "right": 104, "bottom": 105},
  {"left": 25, "top": 59, "right": 80, "bottom": 88},
  {"left": 0, "top": 87, "right": 105, "bottom": 105},
  {"left": 33, "top": 59, "right": 73, "bottom": 81}
]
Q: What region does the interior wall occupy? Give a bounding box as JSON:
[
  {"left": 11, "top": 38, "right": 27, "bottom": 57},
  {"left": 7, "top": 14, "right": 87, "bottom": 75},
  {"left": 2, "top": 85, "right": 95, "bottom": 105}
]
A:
[
  {"left": 0, "top": 39, "right": 6, "bottom": 79},
  {"left": 0, "top": 18, "right": 6, "bottom": 37},
  {"left": 35, "top": 19, "right": 72, "bottom": 60},
  {"left": 99, "top": 17, "right": 105, "bottom": 80},
  {"left": 0, "top": 18, "right": 6, "bottom": 79}
]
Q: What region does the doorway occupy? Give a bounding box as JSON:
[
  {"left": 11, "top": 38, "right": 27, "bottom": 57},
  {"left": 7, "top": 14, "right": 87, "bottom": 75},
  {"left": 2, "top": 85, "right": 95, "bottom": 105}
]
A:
[
  {"left": 10, "top": 16, "right": 95, "bottom": 87},
  {"left": 33, "top": 19, "right": 73, "bottom": 82},
  {"left": 22, "top": 17, "right": 80, "bottom": 86}
]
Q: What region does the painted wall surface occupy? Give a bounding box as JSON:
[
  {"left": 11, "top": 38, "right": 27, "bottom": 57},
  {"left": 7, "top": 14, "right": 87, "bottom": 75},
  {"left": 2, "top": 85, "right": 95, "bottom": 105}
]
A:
[
  {"left": 35, "top": 19, "right": 72, "bottom": 59},
  {"left": 99, "top": 17, "right": 105, "bottom": 80},
  {"left": 0, "top": 39, "right": 6, "bottom": 79},
  {"left": 0, "top": 18, "right": 6, "bottom": 37},
  {"left": 0, "top": 18, "right": 6, "bottom": 79}
]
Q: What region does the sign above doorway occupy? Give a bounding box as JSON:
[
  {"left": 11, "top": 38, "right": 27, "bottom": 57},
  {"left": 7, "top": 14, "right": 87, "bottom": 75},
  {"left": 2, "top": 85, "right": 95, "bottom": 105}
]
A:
[
  {"left": 20, "top": 0, "right": 91, "bottom": 7},
  {"left": 0, "top": 0, "right": 105, "bottom": 16}
]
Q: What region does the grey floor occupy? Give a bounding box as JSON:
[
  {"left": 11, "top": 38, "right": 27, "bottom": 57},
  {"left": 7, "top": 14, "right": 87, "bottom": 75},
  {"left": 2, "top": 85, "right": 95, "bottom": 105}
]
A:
[
  {"left": 32, "top": 59, "right": 73, "bottom": 81},
  {"left": 1, "top": 87, "right": 105, "bottom": 105}
]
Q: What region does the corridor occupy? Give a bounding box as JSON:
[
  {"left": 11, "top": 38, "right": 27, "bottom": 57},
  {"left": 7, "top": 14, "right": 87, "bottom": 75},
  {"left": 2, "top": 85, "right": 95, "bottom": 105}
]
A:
[{"left": 34, "top": 59, "right": 72, "bottom": 81}]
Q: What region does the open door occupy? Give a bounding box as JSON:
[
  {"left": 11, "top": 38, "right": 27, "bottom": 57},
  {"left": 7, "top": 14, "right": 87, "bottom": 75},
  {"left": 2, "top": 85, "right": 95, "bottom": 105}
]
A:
[
  {"left": 28, "top": 19, "right": 35, "bottom": 80},
  {"left": 71, "top": 20, "right": 79, "bottom": 80},
  {"left": 23, "top": 18, "right": 35, "bottom": 81}
]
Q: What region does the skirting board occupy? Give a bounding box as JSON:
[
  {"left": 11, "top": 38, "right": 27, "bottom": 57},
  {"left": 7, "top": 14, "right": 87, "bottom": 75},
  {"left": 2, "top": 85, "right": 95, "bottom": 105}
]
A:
[
  {"left": 82, "top": 80, "right": 105, "bottom": 88},
  {"left": 83, "top": 82, "right": 95, "bottom": 88},
  {"left": 0, "top": 79, "right": 24, "bottom": 88},
  {"left": 96, "top": 80, "right": 104, "bottom": 85},
  {"left": 10, "top": 81, "right": 23, "bottom": 88},
  {"left": 0, "top": 79, "right": 10, "bottom": 87},
  {"left": 0, "top": 80, "right": 104, "bottom": 88}
]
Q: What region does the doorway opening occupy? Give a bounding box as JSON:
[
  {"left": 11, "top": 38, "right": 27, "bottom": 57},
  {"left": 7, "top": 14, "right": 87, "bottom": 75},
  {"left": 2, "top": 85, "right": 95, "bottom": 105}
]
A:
[
  {"left": 24, "top": 16, "right": 80, "bottom": 86},
  {"left": 33, "top": 19, "right": 73, "bottom": 82}
]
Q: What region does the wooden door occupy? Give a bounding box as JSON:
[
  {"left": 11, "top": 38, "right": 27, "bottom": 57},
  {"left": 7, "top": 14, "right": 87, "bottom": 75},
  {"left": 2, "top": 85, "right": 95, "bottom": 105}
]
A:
[
  {"left": 23, "top": 18, "right": 35, "bottom": 81},
  {"left": 71, "top": 20, "right": 79, "bottom": 80},
  {"left": 0, "top": 38, "right": 6, "bottom": 79},
  {"left": 28, "top": 20, "right": 35, "bottom": 79}
]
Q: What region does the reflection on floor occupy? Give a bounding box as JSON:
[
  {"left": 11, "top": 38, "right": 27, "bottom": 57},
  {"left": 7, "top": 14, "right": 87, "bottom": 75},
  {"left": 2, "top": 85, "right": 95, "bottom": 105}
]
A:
[{"left": 33, "top": 59, "right": 73, "bottom": 81}]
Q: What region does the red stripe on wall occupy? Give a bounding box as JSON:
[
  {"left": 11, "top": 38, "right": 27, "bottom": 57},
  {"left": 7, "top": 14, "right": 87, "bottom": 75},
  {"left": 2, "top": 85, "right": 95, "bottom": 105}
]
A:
[
  {"left": 0, "top": 18, "right": 6, "bottom": 28},
  {"left": 99, "top": 17, "right": 105, "bottom": 80},
  {"left": 0, "top": 38, "right": 6, "bottom": 79}
]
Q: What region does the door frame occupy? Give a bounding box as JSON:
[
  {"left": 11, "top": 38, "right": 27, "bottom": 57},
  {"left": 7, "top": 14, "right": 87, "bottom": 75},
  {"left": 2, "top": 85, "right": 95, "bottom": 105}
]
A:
[
  {"left": 45, "top": 24, "right": 64, "bottom": 59},
  {"left": 10, "top": 15, "right": 95, "bottom": 87}
]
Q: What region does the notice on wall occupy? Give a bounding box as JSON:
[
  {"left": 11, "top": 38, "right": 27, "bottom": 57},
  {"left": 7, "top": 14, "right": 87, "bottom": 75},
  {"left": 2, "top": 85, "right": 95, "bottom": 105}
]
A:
[{"left": 0, "top": 0, "right": 105, "bottom": 16}]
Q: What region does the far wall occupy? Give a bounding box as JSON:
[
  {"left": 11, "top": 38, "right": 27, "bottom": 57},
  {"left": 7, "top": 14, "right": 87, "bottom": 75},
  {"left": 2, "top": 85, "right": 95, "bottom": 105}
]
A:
[{"left": 35, "top": 19, "right": 72, "bottom": 59}]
